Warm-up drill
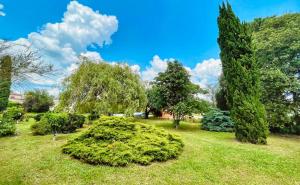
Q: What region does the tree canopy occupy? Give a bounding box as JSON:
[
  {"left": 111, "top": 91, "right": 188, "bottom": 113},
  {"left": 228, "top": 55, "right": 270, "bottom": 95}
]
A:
[
  {"left": 58, "top": 60, "right": 147, "bottom": 115},
  {"left": 251, "top": 13, "right": 300, "bottom": 134},
  {"left": 23, "top": 90, "right": 54, "bottom": 113},
  {"left": 152, "top": 61, "right": 205, "bottom": 128}
]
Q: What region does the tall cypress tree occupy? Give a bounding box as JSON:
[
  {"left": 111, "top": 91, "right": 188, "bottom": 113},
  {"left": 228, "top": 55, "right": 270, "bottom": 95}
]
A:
[
  {"left": 0, "top": 56, "right": 12, "bottom": 111},
  {"left": 217, "top": 2, "right": 268, "bottom": 144}
]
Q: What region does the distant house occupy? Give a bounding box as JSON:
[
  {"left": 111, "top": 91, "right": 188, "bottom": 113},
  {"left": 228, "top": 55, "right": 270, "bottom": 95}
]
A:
[
  {"left": 9, "top": 92, "right": 24, "bottom": 104},
  {"left": 161, "top": 111, "right": 173, "bottom": 119}
]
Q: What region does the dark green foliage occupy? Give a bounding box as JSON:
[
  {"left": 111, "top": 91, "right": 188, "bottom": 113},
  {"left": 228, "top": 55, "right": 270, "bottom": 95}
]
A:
[
  {"left": 144, "top": 87, "right": 163, "bottom": 119},
  {"left": 68, "top": 114, "right": 85, "bottom": 130},
  {"left": 23, "top": 90, "right": 54, "bottom": 113},
  {"left": 201, "top": 109, "right": 234, "bottom": 132},
  {"left": 62, "top": 117, "right": 184, "bottom": 166},
  {"left": 153, "top": 61, "right": 205, "bottom": 127},
  {"left": 215, "top": 75, "right": 229, "bottom": 111},
  {"left": 218, "top": 2, "right": 268, "bottom": 144},
  {"left": 87, "top": 111, "right": 100, "bottom": 121},
  {"left": 0, "top": 118, "right": 16, "bottom": 137},
  {"left": 33, "top": 113, "right": 44, "bottom": 122},
  {"left": 3, "top": 106, "right": 24, "bottom": 121},
  {"left": 31, "top": 113, "right": 85, "bottom": 135},
  {"left": 0, "top": 56, "right": 12, "bottom": 111}
]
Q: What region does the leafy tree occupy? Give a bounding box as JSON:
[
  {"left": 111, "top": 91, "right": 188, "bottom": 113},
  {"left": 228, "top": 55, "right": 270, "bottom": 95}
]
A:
[
  {"left": 0, "top": 56, "right": 12, "bottom": 111},
  {"left": 218, "top": 2, "right": 268, "bottom": 144},
  {"left": 153, "top": 61, "right": 204, "bottom": 128},
  {"left": 144, "top": 86, "right": 163, "bottom": 119},
  {"left": 251, "top": 14, "right": 300, "bottom": 133},
  {"left": 260, "top": 69, "right": 295, "bottom": 133},
  {"left": 58, "top": 60, "right": 147, "bottom": 116},
  {"left": 23, "top": 90, "right": 54, "bottom": 113}
]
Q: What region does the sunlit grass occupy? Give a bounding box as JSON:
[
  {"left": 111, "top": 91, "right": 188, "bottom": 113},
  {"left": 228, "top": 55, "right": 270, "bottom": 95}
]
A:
[{"left": 0, "top": 118, "right": 299, "bottom": 185}]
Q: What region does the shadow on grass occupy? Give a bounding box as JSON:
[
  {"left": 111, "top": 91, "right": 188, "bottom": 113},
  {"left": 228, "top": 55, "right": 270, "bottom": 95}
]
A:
[{"left": 137, "top": 119, "right": 200, "bottom": 133}]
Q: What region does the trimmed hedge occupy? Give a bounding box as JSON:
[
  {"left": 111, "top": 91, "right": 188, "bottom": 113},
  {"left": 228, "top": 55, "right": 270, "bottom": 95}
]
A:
[
  {"left": 31, "top": 113, "right": 85, "bottom": 135},
  {"left": 62, "top": 117, "right": 184, "bottom": 166},
  {"left": 201, "top": 109, "right": 234, "bottom": 132}
]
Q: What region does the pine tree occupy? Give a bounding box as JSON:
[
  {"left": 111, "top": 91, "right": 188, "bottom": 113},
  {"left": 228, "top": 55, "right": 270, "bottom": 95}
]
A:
[
  {"left": 217, "top": 2, "right": 268, "bottom": 144},
  {"left": 0, "top": 56, "right": 12, "bottom": 111}
]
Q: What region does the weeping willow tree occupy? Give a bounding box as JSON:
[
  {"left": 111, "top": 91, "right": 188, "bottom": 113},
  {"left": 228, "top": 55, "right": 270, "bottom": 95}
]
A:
[{"left": 58, "top": 60, "right": 147, "bottom": 115}]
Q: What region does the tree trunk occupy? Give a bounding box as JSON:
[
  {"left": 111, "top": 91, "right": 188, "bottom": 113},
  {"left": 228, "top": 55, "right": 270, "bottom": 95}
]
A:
[
  {"left": 173, "top": 114, "right": 180, "bottom": 129},
  {"left": 144, "top": 108, "right": 149, "bottom": 119}
]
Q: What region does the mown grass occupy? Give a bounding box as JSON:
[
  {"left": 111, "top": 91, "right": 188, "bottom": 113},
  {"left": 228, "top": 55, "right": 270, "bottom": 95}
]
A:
[{"left": 0, "top": 118, "right": 299, "bottom": 185}]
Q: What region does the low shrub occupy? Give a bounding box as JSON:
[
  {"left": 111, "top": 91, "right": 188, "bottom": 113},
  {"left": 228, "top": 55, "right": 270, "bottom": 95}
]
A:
[
  {"left": 31, "top": 116, "right": 51, "bottom": 135},
  {"left": 33, "top": 113, "right": 45, "bottom": 122},
  {"left": 31, "top": 113, "right": 85, "bottom": 135},
  {"left": 62, "top": 117, "right": 184, "bottom": 166},
  {"left": 201, "top": 109, "right": 234, "bottom": 132},
  {"left": 87, "top": 111, "right": 100, "bottom": 121},
  {"left": 3, "top": 107, "right": 24, "bottom": 121},
  {"left": 65, "top": 114, "right": 85, "bottom": 132},
  {"left": 0, "top": 118, "right": 16, "bottom": 137}
]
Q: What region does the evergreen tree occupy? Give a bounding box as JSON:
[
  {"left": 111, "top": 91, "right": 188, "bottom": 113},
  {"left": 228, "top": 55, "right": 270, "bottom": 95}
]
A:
[
  {"left": 0, "top": 56, "right": 12, "bottom": 111},
  {"left": 217, "top": 2, "right": 268, "bottom": 144},
  {"left": 215, "top": 74, "right": 229, "bottom": 111}
]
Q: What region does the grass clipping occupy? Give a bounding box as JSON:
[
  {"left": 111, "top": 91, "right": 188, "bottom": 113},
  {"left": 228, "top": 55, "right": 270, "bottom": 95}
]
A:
[{"left": 62, "top": 117, "right": 184, "bottom": 166}]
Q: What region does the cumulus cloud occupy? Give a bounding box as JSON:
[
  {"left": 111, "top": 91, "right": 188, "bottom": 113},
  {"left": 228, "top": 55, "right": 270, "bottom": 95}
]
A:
[
  {"left": 190, "top": 58, "right": 222, "bottom": 87},
  {"left": 0, "top": 3, "right": 5, "bottom": 16},
  {"left": 141, "top": 55, "right": 174, "bottom": 82},
  {"left": 140, "top": 55, "right": 222, "bottom": 88},
  {"left": 130, "top": 64, "right": 141, "bottom": 75},
  {"left": 80, "top": 51, "right": 103, "bottom": 61},
  {"left": 12, "top": 1, "right": 118, "bottom": 97}
]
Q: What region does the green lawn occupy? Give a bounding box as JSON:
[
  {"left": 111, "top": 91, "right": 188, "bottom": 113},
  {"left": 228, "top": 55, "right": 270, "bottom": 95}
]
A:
[{"left": 0, "top": 119, "right": 300, "bottom": 185}]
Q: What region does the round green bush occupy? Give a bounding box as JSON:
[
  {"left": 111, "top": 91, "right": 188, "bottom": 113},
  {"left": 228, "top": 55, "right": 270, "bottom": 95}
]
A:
[
  {"left": 3, "top": 107, "right": 24, "bottom": 121},
  {"left": 0, "top": 118, "right": 16, "bottom": 137},
  {"left": 31, "top": 113, "right": 85, "bottom": 135},
  {"left": 201, "top": 109, "right": 234, "bottom": 132},
  {"left": 62, "top": 117, "right": 184, "bottom": 166}
]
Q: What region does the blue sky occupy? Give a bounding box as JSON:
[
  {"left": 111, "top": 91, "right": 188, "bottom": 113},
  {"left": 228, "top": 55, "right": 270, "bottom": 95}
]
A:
[{"left": 0, "top": 0, "right": 299, "bottom": 96}]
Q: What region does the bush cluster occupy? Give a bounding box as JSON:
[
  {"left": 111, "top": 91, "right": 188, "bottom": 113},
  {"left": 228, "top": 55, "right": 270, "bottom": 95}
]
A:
[
  {"left": 3, "top": 107, "right": 24, "bottom": 121},
  {"left": 62, "top": 116, "right": 184, "bottom": 166},
  {"left": 31, "top": 113, "right": 85, "bottom": 135},
  {"left": 0, "top": 118, "right": 16, "bottom": 137},
  {"left": 201, "top": 109, "right": 234, "bottom": 132}
]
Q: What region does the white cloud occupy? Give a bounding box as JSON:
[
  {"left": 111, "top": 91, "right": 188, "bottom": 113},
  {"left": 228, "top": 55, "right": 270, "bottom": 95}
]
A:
[
  {"left": 80, "top": 51, "right": 103, "bottom": 61},
  {"left": 47, "top": 87, "right": 60, "bottom": 98},
  {"left": 141, "top": 55, "right": 173, "bottom": 82},
  {"left": 130, "top": 64, "right": 141, "bottom": 75},
  {"left": 139, "top": 55, "right": 221, "bottom": 88},
  {"left": 13, "top": 1, "right": 118, "bottom": 86},
  {"left": 190, "top": 58, "right": 222, "bottom": 87},
  {"left": 0, "top": 3, "right": 5, "bottom": 16}
]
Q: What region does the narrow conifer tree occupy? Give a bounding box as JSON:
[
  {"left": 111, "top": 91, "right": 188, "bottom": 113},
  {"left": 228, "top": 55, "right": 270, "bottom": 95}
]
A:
[
  {"left": 217, "top": 2, "right": 268, "bottom": 144},
  {"left": 0, "top": 56, "right": 12, "bottom": 111}
]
